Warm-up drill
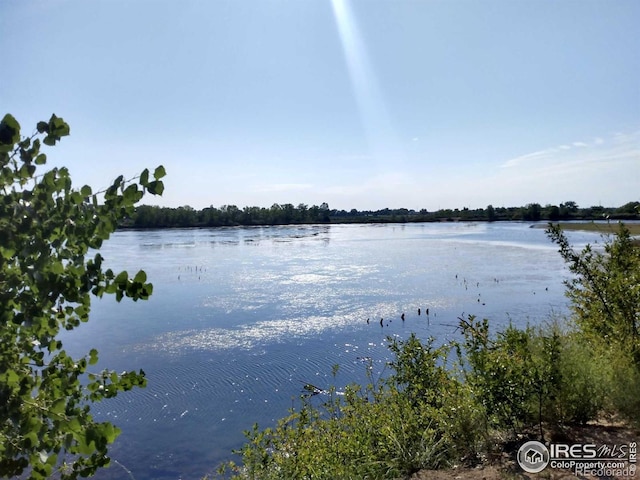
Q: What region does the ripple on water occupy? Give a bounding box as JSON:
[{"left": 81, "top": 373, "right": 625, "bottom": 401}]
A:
[{"left": 135, "top": 312, "right": 366, "bottom": 354}]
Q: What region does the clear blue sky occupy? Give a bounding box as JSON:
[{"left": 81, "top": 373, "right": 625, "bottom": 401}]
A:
[{"left": 2, "top": 0, "right": 638, "bottom": 211}]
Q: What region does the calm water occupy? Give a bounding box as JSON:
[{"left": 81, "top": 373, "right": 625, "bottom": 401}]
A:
[{"left": 61, "top": 222, "right": 599, "bottom": 479}]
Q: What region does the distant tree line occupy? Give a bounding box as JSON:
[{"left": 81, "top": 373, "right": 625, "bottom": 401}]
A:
[
  {"left": 130, "top": 202, "right": 332, "bottom": 228},
  {"left": 126, "top": 201, "right": 640, "bottom": 229}
]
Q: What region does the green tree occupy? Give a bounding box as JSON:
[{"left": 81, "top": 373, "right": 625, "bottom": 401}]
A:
[
  {"left": 0, "top": 114, "right": 165, "bottom": 478},
  {"left": 281, "top": 203, "right": 295, "bottom": 224},
  {"left": 296, "top": 203, "right": 309, "bottom": 223},
  {"left": 486, "top": 204, "right": 496, "bottom": 222},
  {"left": 559, "top": 201, "right": 578, "bottom": 219},
  {"left": 618, "top": 201, "right": 640, "bottom": 213},
  {"left": 546, "top": 222, "right": 640, "bottom": 366},
  {"left": 546, "top": 204, "right": 560, "bottom": 221},
  {"left": 319, "top": 202, "right": 331, "bottom": 223},
  {"left": 522, "top": 203, "right": 542, "bottom": 221}
]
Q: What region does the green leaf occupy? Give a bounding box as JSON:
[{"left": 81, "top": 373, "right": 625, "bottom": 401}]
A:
[
  {"left": 50, "top": 261, "right": 65, "bottom": 275},
  {"left": 103, "top": 422, "right": 121, "bottom": 443},
  {"left": 123, "top": 183, "right": 142, "bottom": 204},
  {"left": 81, "top": 185, "right": 92, "bottom": 197},
  {"left": 36, "top": 121, "right": 49, "bottom": 133},
  {"left": 0, "top": 246, "right": 16, "bottom": 259},
  {"left": 18, "top": 163, "right": 36, "bottom": 179},
  {"left": 140, "top": 168, "right": 149, "bottom": 187},
  {"left": 41, "top": 116, "right": 70, "bottom": 146},
  {"left": 70, "top": 191, "right": 83, "bottom": 205},
  {"left": 35, "top": 153, "right": 47, "bottom": 165},
  {"left": 153, "top": 165, "right": 166, "bottom": 180},
  {"left": 51, "top": 398, "right": 66, "bottom": 416},
  {"left": 43, "top": 135, "right": 57, "bottom": 146},
  {"left": 75, "top": 304, "right": 89, "bottom": 320},
  {"left": 0, "top": 114, "right": 21, "bottom": 152},
  {"left": 77, "top": 434, "right": 95, "bottom": 455},
  {"left": 89, "top": 349, "right": 99, "bottom": 365},
  {"left": 24, "top": 431, "right": 39, "bottom": 449},
  {"left": 147, "top": 180, "right": 164, "bottom": 196},
  {"left": 49, "top": 114, "right": 70, "bottom": 137},
  {"left": 140, "top": 284, "right": 153, "bottom": 298},
  {"left": 114, "top": 270, "right": 129, "bottom": 286},
  {"left": 4, "top": 369, "right": 20, "bottom": 387},
  {"left": 133, "top": 270, "right": 147, "bottom": 283}
]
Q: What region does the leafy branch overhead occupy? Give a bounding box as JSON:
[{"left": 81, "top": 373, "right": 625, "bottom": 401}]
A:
[{"left": 0, "top": 113, "right": 165, "bottom": 478}]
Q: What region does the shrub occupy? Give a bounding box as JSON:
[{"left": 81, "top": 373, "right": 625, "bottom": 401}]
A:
[
  {"left": 459, "top": 316, "right": 608, "bottom": 438},
  {"left": 458, "top": 317, "right": 539, "bottom": 436},
  {"left": 548, "top": 329, "right": 607, "bottom": 425}
]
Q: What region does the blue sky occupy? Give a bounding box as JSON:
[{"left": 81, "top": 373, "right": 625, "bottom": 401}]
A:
[{"left": 2, "top": 0, "right": 638, "bottom": 211}]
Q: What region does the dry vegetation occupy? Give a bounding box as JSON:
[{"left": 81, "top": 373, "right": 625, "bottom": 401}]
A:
[{"left": 545, "top": 222, "right": 640, "bottom": 235}]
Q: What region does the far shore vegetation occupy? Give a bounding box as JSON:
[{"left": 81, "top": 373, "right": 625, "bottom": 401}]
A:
[{"left": 128, "top": 201, "right": 640, "bottom": 229}]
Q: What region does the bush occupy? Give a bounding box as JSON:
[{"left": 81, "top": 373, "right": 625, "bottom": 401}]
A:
[
  {"left": 459, "top": 315, "right": 610, "bottom": 436},
  {"left": 602, "top": 349, "right": 640, "bottom": 426},
  {"left": 459, "top": 317, "right": 539, "bottom": 436},
  {"left": 549, "top": 329, "right": 607, "bottom": 425}
]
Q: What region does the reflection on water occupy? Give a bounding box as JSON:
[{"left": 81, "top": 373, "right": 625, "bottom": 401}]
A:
[{"left": 61, "top": 222, "right": 602, "bottom": 479}]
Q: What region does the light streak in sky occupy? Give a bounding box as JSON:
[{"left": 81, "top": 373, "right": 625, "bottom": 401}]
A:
[{"left": 331, "top": 0, "right": 402, "bottom": 165}]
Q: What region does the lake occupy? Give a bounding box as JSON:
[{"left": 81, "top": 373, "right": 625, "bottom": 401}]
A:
[{"left": 61, "top": 222, "right": 598, "bottom": 479}]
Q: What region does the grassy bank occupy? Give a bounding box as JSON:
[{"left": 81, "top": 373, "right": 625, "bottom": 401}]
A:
[{"left": 539, "top": 221, "right": 640, "bottom": 235}]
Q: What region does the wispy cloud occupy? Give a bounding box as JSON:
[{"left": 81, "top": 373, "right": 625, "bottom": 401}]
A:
[
  {"left": 501, "top": 131, "right": 640, "bottom": 170},
  {"left": 482, "top": 129, "right": 640, "bottom": 208},
  {"left": 501, "top": 148, "right": 557, "bottom": 169}
]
